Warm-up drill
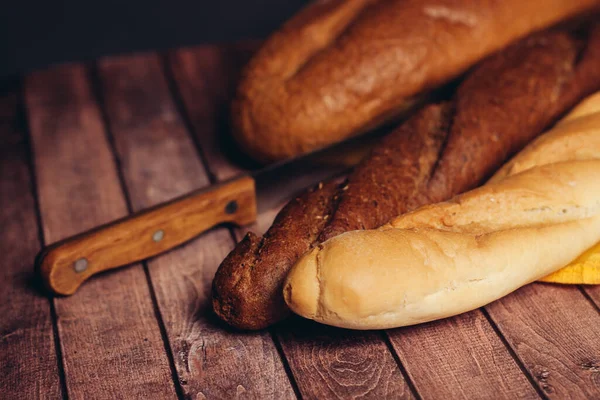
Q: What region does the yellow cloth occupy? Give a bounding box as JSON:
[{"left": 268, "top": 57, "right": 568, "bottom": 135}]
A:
[{"left": 540, "top": 242, "right": 600, "bottom": 285}]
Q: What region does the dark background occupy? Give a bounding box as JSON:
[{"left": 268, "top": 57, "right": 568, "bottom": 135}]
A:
[{"left": 1, "top": 0, "right": 309, "bottom": 78}]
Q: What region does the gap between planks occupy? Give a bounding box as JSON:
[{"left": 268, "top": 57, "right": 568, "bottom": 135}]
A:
[
  {"left": 88, "top": 63, "right": 187, "bottom": 400},
  {"left": 22, "top": 86, "right": 71, "bottom": 400},
  {"left": 0, "top": 80, "right": 65, "bottom": 399},
  {"left": 24, "top": 64, "right": 179, "bottom": 399},
  {"left": 161, "top": 53, "right": 307, "bottom": 400},
  {"left": 93, "top": 53, "right": 297, "bottom": 399}
]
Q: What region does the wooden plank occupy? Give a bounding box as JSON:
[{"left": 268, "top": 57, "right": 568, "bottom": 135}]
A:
[
  {"left": 487, "top": 283, "right": 600, "bottom": 398},
  {"left": 25, "top": 65, "right": 177, "bottom": 399},
  {"left": 167, "top": 43, "right": 259, "bottom": 182},
  {"left": 388, "top": 311, "right": 538, "bottom": 399},
  {"left": 167, "top": 43, "right": 279, "bottom": 238},
  {"left": 169, "top": 45, "right": 416, "bottom": 400},
  {"left": 0, "top": 83, "right": 62, "bottom": 399},
  {"left": 95, "top": 53, "right": 296, "bottom": 399}
]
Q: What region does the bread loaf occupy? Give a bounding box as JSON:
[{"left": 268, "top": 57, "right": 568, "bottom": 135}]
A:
[
  {"left": 283, "top": 94, "right": 600, "bottom": 330},
  {"left": 232, "top": 0, "right": 600, "bottom": 162},
  {"left": 212, "top": 26, "right": 600, "bottom": 330}
]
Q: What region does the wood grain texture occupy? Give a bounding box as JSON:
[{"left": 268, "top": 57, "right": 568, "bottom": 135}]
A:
[
  {"left": 487, "top": 283, "right": 600, "bottom": 398},
  {"left": 0, "top": 85, "right": 62, "bottom": 399},
  {"left": 278, "top": 319, "right": 414, "bottom": 399},
  {"left": 171, "top": 44, "right": 415, "bottom": 399},
  {"left": 228, "top": 216, "right": 415, "bottom": 398},
  {"left": 388, "top": 311, "right": 538, "bottom": 399},
  {"left": 25, "top": 65, "right": 177, "bottom": 399},
  {"left": 39, "top": 174, "right": 257, "bottom": 296},
  {"left": 168, "top": 43, "right": 284, "bottom": 238},
  {"left": 96, "top": 52, "right": 296, "bottom": 399}
]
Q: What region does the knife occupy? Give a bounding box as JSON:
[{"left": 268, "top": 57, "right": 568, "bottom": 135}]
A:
[
  {"left": 36, "top": 135, "right": 377, "bottom": 296},
  {"left": 37, "top": 128, "right": 600, "bottom": 295}
]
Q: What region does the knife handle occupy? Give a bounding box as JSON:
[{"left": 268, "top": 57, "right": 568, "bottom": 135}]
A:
[{"left": 37, "top": 176, "right": 257, "bottom": 296}]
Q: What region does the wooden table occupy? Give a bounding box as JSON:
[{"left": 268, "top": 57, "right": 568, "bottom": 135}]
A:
[{"left": 2, "top": 43, "right": 600, "bottom": 400}]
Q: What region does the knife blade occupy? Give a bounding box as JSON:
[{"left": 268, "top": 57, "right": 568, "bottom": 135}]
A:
[{"left": 36, "top": 134, "right": 378, "bottom": 296}]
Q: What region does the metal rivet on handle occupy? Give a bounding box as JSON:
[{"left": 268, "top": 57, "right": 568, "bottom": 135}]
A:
[
  {"left": 74, "top": 258, "right": 88, "bottom": 273},
  {"left": 153, "top": 229, "right": 165, "bottom": 242},
  {"left": 225, "top": 200, "right": 238, "bottom": 214}
]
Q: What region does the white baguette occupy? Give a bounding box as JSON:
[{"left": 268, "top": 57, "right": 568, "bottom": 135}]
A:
[{"left": 283, "top": 93, "right": 600, "bottom": 330}]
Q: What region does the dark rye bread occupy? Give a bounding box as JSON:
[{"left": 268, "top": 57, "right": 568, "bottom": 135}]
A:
[
  {"left": 213, "top": 181, "right": 341, "bottom": 326},
  {"left": 212, "top": 25, "right": 600, "bottom": 330}
]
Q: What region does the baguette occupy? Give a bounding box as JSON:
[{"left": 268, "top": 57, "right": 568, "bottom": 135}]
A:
[
  {"left": 212, "top": 26, "right": 600, "bottom": 330},
  {"left": 283, "top": 94, "right": 600, "bottom": 330},
  {"left": 232, "top": 0, "right": 600, "bottom": 162}
]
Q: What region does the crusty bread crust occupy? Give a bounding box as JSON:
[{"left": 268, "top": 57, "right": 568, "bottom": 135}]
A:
[
  {"left": 284, "top": 93, "right": 600, "bottom": 330},
  {"left": 233, "top": 0, "right": 600, "bottom": 162}
]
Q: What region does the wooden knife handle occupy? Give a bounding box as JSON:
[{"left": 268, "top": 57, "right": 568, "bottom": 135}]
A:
[{"left": 37, "top": 176, "right": 257, "bottom": 296}]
